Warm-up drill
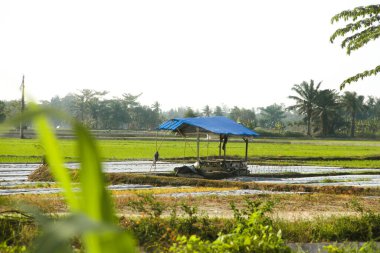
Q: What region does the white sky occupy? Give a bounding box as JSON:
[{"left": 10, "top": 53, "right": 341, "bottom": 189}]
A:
[{"left": 0, "top": 0, "right": 379, "bottom": 111}]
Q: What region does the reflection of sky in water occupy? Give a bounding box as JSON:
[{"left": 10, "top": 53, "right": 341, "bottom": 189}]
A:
[
  {"left": 248, "top": 165, "right": 379, "bottom": 174},
  {"left": 1, "top": 161, "right": 379, "bottom": 176},
  {"left": 0, "top": 162, "right": 380, "bottom": 194},
  {"left": 228, "top": 174, "right": 380, "bottom": 187}
]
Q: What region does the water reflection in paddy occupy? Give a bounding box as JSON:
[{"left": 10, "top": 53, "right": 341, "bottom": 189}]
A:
[{"left": 0, "top": 161, "right": 379, "bottom": 195}]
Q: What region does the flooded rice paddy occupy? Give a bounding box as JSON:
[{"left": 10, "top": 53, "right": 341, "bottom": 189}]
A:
[
  {"left": 0, "top": 161, "right": 379, "bottom": 195},
  {"left": 229, "top": 174, "right": 380, "bottom": 187}
]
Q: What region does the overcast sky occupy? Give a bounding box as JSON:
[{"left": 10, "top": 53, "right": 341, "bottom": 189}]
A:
[{"left": 0, "top": 0, "right": 379, "bottom": 111}]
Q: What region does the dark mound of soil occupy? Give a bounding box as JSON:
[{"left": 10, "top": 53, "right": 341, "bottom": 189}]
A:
[{"left": 28, "top": 164, "right": 54, "bottom": 182}]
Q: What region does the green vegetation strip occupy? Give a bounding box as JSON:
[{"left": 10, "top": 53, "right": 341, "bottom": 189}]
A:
[{"left": 2, "top": 138, "right": 380, "bottom": 168}]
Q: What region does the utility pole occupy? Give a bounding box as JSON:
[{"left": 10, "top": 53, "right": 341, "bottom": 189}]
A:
[{"left": 20, "top": 75, "right": 25, "bottom": 139}]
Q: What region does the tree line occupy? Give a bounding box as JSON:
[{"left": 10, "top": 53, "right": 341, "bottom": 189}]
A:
[
  {"left": 288, "top": 80, "right": 380, "bottom": 137},
  {"left": 1, "top": 82, "right": 380, "bottom": 138}
]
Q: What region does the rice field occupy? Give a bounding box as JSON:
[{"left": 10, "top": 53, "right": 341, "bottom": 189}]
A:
[{"left": 1, "top": 138, "right": 380, "bottom": 168}]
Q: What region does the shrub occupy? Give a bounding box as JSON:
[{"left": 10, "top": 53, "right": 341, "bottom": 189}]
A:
[
  {"left": 169, "top": 200, "right": 291, "bottom": 253},
  {"left": 324, "top": 241, "right": 380, "bottom": 253}
]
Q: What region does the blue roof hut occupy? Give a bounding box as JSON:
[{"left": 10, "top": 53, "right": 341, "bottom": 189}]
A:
[{"left": 158, "top": 116, "right": 259, "bottom": 176}]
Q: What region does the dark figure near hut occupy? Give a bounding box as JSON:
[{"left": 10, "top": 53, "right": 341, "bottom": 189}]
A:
[{"left": 150, "top": 151, "right": 159, "bottom": 171}]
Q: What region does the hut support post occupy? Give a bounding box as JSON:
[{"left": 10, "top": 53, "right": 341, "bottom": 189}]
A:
[
  {"left": 218, "top": 135, "right": 222, "bottom": 158},
  {"left": 244, "top": 138, "right": 249, "bottom": 161},
  {"left": 196, "top": 127, "right": 200, "bottom": 162},
  {"left": 223, "top": 135, "right": 227, "bottom": 161}
]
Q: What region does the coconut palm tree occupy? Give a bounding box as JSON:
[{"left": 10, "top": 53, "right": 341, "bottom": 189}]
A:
[
  {"left": 74, "top": 89, "right": 108, "bottom": 127},
  {"left": 313, "top": 89, "right": 339, "bottom": 136},
  {"left": 340, "top": 91, "right": 365, "bottom": 137},
  {"left": 288, "top": 80, "right": 321, "bottom": 136},
  {"left": 202, "top": 105, "right": 212, "bottom": 117}
]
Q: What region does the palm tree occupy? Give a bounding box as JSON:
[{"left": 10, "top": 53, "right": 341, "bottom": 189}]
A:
[
  {"left": 74, "top": 89, "right": 108, "bottom": 126},
  {"left": 288, "top": 80, "right": 321, "bottom": 136},
  {"left": 122, "top": 93, "right": 142, "bottom": 109},
  {"left": 202, "top": 105, "right": 212, "bottom": 117},
  {"left": 340, "top": 91, "right": 365, "bottom": 137},
  {"left": 151, "top": 101, "right": 161, "bottom": 113},
  {"left": 313, "top": 89, "right": 339, "bottom": 136}
]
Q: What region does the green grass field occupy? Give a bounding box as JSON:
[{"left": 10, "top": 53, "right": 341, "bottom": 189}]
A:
[{"left": 1, "top": 137, "right": 380, "bottom": 168}]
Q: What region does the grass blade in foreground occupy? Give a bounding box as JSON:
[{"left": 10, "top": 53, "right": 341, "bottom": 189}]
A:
[
  {"left": 28, "top": 105, "right": 79, "bottom": 211},
  {"left": 73, "top": 122, "right": 136, "bottom": 252}
]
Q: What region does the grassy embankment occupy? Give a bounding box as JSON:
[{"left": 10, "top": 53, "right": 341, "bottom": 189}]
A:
[
  {"left": 1, "top": 137, "right": 380, "bottom": 168},
  {"left": 2, "top": 192, "right": 380, "bottom": 252}
]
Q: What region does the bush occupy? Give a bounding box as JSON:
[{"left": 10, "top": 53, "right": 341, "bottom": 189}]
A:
[
  {"left": 169, "top": 200, "right": 291, "bottom": 253},
  {"left": 324, "top": 241, "right": 380, "bottom": 253}
]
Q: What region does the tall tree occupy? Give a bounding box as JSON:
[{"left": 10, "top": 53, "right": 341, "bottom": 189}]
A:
[
  {"left": 229, "top": 106, "right": 241, "bottom": 122},
  {"left": 239, "top": 108, "right": 256, "bottom": 129},
  {"left": 3, "top": 100, "right": 20, "bottom": 121},
  {"left": 213, "top": 106, "right": 224, "bottom": 116},
  {"left": 229, "top": 106, "right": 256, "bottom": 129},
  {"left": 74, "top": 89, "right": 108, "bottom": 127},
  {"left": 151, "top": 101, "right": 162, "bottom": 126},
  {"left": 184, "top": 107, "right": 198, "bottom": 118},
  {"left": 0, "top": 101, "right": 6, "bottom": 123},
  {"left": 365, "top": 96, "right": 380, "bottom": 120},
  {"left": 288, "top": 80, "right": 321, "bottom": 136},
  {"left": 98, "top": 99, "right": 127, "bottom": 129},
  {"left": 202, "top": 105, "right": 212, "bottom": 117},
  {"left": 151, "top": 101, "right": 161, "bottom": 114},
  {"left": 340, "top": 91, "right": 365, "bottom": 137},
  {"left": 330, "top": 4, "right": 380, "bottom": 89},
  {"left": 122, "top": 93, "right": 142, "bottom": 109},
  {"left": 258, "top": 104, "right": 286, "bottom": 129},
  {"left": 313, "top": 89, "right": 339, "bottom": 136}
]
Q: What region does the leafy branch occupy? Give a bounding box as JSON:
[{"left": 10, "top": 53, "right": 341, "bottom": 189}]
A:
[{"left": 330, "top": 4, "right": 380, "bottom": 89}]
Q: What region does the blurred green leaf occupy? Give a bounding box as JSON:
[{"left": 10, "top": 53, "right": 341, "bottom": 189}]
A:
[
  {"left": 30, "top": 213, "right": 135, "bottom": 253},
  {"left": 32, "top": 106, "right": 79, "bottom": 211},
  {"left": 74, "top": 123, "right": 115, "bottom": 222}
]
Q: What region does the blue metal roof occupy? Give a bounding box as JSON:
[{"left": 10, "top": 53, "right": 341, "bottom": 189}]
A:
[{"left": 158, "top": 116, "right": 259, "bottom": 137}]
